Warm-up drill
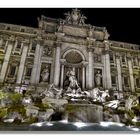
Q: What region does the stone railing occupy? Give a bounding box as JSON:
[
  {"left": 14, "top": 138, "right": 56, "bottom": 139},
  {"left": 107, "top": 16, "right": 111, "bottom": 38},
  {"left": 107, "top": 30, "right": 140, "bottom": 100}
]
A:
[
  {"left": 0, "top": 23, "right": 38, "bottom": 34},
  {"left": 110, "top": 40, "right": 140, "bottom": 51}
]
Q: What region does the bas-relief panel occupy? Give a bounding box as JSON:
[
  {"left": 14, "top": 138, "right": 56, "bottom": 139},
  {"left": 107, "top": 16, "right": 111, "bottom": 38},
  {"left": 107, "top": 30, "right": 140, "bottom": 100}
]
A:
[{"left": 42, "top": 46, "right": 53, "bottom": 57}]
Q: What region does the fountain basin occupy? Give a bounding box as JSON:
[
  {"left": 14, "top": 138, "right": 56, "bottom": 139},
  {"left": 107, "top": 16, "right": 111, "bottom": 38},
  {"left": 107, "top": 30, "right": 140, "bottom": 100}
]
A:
[{"left": 65, "top": 104, "right": 103, "bottom": 123}]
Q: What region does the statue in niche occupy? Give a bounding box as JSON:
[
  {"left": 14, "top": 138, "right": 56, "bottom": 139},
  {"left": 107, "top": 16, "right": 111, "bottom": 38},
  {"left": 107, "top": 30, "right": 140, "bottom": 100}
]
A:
[
  {"left": 64, "top": 69, "right": 81, "bottom": 93},
  {"left": 95, "top": 70, "right": 102, "bottom": 87},
  {"left": 69, "top": 70, "right": 79, "bottom": 89},
  {"left": 40, "top": 65, "right": 50, "bottom": 82}
]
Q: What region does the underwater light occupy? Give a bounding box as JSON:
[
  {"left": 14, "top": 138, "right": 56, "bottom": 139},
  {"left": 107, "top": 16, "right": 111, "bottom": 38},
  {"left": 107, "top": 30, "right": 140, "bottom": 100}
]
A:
[
  {"left": 74, "top": 122, "right": 87, "bottom": 128},
  {"left": 46, "top": 122, "right": 53, "bottom": 126},
  {"left": 59, "top": 120, "right": 68, "bottom": 123},
  {"left": 130, "top": 127, "right": 140, "bottom": 132}
]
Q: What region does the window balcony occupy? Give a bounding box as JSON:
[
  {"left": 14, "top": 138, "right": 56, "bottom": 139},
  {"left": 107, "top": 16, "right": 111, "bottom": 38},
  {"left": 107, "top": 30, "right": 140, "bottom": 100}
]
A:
[
  {"left": 0, "top": 45, "right": 6, "bottom": 53},
  {"left": 110, "top": 63, "right": 116, "bottom": 67},
  {"left": 123, "top": 86, "right": 131, "bottom": 92},
  {"left": 136, "top": 88, "right": 140, "bottom": 92},
  {"left": 6, "top": 76, "right": 16, "bottom": 83}
]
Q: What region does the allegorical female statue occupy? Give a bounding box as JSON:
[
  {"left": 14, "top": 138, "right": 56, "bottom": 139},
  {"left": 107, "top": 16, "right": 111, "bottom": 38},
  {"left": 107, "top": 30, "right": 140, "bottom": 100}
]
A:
[
  {"left": 95, "top": 70, "right": 102, "bottom": 87},
  {"left": 41, "top": 65, "right": 50, "bottom": 82}
]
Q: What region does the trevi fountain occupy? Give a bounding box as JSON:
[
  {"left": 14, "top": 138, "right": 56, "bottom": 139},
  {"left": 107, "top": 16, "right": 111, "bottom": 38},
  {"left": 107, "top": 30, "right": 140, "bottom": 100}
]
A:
[{"left": 0, "top": 68, "right": 140, "bottom": 131}]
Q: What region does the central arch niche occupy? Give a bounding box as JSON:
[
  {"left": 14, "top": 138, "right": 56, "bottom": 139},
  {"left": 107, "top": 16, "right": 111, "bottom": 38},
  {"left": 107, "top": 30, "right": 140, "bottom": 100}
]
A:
[
  {"left": 61, "top": 49, "right": 86, "bottom": 90},
  {"left": 65, "top": 51, "right": 83, "bottom": 64}
]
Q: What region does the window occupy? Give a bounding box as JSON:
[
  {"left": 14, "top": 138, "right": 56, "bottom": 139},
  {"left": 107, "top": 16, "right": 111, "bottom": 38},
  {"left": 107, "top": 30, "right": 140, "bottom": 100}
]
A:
[
  {"left": 110, "top": 53, "right": 114, "bottom": 63},
  {"left": 9, "top": 66, "right": 16, "bottom": 76},
  {"left": 26, "top": 68, "right": 32, "bottom": 76},
  {"left": 124, "top": 77, "right": 129, "bottom": 87},
  {"left": 122, "top": 55, "right": 126, "bottom": 63},
  {"left": 111, "top": 76, "right": 116, "bottom": 85},
  {"left": 0, "top": 61, "right": 2, "bottom": 72},
  {"left": 120, "top": 44, "right": 123, "bottom": 48},
  {"left": 136, "top": 78, "right": 140, "bottom": 88},
  {"left": 21, "top": 28, "right": 25, "bottom": 32},
  {"left": 31, "top": 42, "right": 36, "bottom": 51},
  {"left": 133, "top": 57, "right": 138, "bottom": 66},
  {"left": 7, "top": 27, "right": 10, "bottom": 30},
  {"left": 16, "top": 42, "right": 21, "bottom": 49},
  {"left": 0, "top": 39, "right": 6, "bottom": 48}
]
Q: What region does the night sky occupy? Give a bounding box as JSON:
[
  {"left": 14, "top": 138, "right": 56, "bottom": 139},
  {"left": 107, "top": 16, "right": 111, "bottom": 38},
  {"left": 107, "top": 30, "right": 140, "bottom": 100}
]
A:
[{"left": 0, "top": 8, "right": 140, "bottom": 45}]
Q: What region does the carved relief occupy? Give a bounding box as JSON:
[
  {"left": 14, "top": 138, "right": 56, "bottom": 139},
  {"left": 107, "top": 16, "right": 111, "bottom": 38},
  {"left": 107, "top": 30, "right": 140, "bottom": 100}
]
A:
[{"left": 43, "top": 46, "right": 53, "bottom": 57}]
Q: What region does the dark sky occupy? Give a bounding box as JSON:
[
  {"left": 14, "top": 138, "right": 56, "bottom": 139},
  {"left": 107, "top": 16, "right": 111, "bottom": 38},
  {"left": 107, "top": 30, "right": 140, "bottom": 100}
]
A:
[{"left": 0, "top": 8, "right": 140, "bottom": 45}]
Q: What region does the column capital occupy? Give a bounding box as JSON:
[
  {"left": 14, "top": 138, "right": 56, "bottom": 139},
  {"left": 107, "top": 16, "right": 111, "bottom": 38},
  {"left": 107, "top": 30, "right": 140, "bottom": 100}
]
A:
[
  {"left": 126, "top": 53, "right": 132, "bottom": 60},
  {"left": 54, "top": 41, "right": 62, "bottom": 48},
  {"left": 34, "top": 39, "right": 44, "bottom": 46},
  {"left": 82, "top": 61, "right": 88, "bottom": 67},
  {"left": 103, "top": 40, "right": 111, "bottom": 50},
  {"left": 102, "top": 49, "right": 110, "bottom": 55},
  {"left": 60, "top": 59, "right": 66, "bottom": 64},
  {"left": 22, "top": 39, "right": 30, "bottom": 44},
  {"left": 7, "top": 40, "right": 14, "bottom": 45},
  {"left": 7, "top": 35, "right": 15, "bottom": 42},
  {"left": 115, "top": 52, "right": 121, "bottom": 59},
  {"left": 87, "top": 46, "right": 94, "bottom": 52}
]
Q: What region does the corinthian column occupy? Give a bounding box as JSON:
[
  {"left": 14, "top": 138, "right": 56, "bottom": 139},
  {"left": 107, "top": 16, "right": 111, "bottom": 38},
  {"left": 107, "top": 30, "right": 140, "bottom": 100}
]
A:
[
  {"left": 60, "top": 64, "right": 64, "bottom": 88},
  {"left": 16, "top": 44, "right": 28, "bottom": 84},
  {"left": 116, "top": 53, "right": 122, "bottom": 91},
  {"left": 82, "top": 66, "right": 86, "bottom": 90},
  {"left": 138, "top": 57, "right": 140, "bottom": 68},
  {"left": 53, "top": 42, "right": 61, "bottom": 87},
  {"left": 82, "top": 61, "right": 88, "bottom": 90},
  {"left": 88, "top": 48, "right": 94, "bottom": 89},
  {"left": 30, "top": 42, "right": 42, "bottom": 84},
  {"left": 0, "top": 41, "right": 13, "bottom": 83},
  {"left": 104, "top": 41, "right": 112, "bottom": 89},
  {"left": 127, "top": 54, "right": 135, "bottom": 92}
]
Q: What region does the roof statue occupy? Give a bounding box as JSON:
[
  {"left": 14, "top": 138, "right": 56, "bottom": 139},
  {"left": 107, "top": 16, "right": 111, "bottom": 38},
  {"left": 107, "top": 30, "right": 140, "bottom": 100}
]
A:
[{"left": 64, "top": 8, "right": 87, "bottom": 26}]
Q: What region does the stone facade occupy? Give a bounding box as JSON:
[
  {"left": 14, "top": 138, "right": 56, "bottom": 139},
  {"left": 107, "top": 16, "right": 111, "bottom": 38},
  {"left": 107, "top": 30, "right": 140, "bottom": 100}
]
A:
[{"left": 0, "top": 9, "right": 140, "bottom": 96}]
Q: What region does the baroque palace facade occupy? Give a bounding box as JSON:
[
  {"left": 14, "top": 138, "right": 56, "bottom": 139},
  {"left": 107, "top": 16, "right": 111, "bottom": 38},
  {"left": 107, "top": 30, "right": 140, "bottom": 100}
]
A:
[{"left": 0, "top": 9, "right": 140, "bottom": 96}]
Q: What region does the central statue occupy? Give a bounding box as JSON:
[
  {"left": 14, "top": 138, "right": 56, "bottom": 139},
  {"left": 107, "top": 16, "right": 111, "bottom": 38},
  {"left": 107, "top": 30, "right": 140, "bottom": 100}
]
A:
[{"left": 64, "top": 69, "right": 81, "bottom": 94}]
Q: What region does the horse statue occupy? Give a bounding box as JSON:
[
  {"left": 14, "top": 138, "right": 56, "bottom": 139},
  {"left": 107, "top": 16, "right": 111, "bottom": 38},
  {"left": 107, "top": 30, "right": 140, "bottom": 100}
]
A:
[
  {"left": 41, "top": 84, "right": 63, "bottom": 99},
  {"left": 84, "top": 88, "right": 110, "bottom": 103}
]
